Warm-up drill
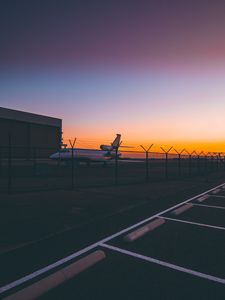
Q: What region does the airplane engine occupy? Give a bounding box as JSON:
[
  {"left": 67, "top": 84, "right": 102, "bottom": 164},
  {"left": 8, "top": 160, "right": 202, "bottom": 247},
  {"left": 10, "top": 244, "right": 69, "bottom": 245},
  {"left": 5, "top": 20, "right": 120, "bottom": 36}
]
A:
[{"left": 100, "top": 145, "right": 113, "bottom": 151}]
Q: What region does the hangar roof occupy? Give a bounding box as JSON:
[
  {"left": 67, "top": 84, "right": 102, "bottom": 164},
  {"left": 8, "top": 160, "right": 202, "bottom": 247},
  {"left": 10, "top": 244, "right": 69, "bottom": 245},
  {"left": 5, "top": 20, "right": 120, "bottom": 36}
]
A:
[{"left": 0, "top": 107, "right": 62, "bottom": 128}]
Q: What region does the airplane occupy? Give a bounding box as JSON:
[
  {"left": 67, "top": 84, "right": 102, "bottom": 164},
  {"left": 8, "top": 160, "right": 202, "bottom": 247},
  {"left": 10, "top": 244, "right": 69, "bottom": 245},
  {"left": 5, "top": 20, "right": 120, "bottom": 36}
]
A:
[{"left": 50, "top": 134, "right": 122, "bottom": 163}]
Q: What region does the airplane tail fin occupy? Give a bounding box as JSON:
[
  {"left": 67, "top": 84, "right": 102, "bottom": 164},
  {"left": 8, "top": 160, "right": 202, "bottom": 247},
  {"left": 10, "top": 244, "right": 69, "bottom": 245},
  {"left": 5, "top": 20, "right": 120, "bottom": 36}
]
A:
[
  {"left": 100, "top": 134, "right": 121, "bottom": 151},
  {"left": 111, "top": 134, "right": 121, "bottom": 149}
]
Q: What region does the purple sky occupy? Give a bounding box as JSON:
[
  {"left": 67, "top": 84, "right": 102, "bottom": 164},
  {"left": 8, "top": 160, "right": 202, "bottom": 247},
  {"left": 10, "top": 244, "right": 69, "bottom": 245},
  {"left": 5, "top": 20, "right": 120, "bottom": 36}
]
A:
[
  {"left": 1, "top": 0, "right": 225, "bottom": 67},
  {"left": 1, "top": 1, "right": 225, "bottom": 150}
]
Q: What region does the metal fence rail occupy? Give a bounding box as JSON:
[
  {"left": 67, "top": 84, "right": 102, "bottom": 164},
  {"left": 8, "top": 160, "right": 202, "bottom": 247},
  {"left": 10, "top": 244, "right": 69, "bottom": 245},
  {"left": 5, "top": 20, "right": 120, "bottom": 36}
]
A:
[{"left": 0, "top": 146, "right": 225, "bottom": 194}]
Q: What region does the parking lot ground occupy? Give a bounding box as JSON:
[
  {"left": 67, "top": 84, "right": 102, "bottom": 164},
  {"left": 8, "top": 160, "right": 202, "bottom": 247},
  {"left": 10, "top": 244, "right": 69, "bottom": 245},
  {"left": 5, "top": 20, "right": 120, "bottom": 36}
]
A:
[
  {"left": 39, "top": 249, "right": 225, "bottom": 300},
  {"left": 38, "top": 183, "right": 225, "bottom": 300},
  {"left": 193, "top": 195, "right": 225, "bottom": 208},
  {"left": 108, "top": 218, "right": 225, "bottom": 278},
  {"left": 2, "top": 181, "right": 225, "bottom": 300},
  {"left": 166, "top": 204, "right": 225, "bottom": 228}
]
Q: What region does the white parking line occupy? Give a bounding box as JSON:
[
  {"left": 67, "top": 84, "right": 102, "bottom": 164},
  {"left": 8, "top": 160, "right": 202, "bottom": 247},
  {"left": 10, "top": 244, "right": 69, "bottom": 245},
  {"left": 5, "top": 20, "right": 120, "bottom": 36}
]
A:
[
  {"left": 211, "top": 189, "right": 221, "bottom": 195},
  {"left": 210, "top": 195, "right": 225, "bottom": 199},
  {"left": 1, "top": 182, "right": 225, "bottom": 295},
  {"left": 3, "top": 250, "right": 106, "bottom": 300},
  {"left": 192, "top": 203, "right": 225, "bottom": 210},
  {"left": 159, "top": 216, "right": 225, "bottom": 231},
  {"left": 0, "top": 242, "right": 102, "bottom": 294},
  {"left": 100, "top": 243, "right": 225, "bottom": 285},
  {"left": 195, "top": 195, "right": 210, "bottom": 202}
]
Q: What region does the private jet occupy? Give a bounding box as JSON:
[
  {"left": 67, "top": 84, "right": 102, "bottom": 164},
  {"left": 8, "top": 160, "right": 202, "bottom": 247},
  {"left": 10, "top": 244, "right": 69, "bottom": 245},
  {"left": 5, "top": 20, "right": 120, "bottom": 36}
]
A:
[{"left": 50, "top": 134, "right": 122, "bottom": 163}]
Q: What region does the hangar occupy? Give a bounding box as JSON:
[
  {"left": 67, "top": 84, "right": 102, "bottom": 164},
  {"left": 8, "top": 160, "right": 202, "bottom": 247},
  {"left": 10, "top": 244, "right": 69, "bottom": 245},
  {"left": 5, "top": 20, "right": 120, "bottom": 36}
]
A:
[{"left": 0, "top": 107, "right": 62, "bottom": 157}]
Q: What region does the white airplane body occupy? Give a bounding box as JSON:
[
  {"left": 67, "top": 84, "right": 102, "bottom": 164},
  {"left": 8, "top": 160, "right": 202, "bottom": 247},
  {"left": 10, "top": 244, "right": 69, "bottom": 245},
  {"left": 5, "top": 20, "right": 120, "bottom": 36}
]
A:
[{"left": 50, "top": 134, "right": 122, "bottom": 162}]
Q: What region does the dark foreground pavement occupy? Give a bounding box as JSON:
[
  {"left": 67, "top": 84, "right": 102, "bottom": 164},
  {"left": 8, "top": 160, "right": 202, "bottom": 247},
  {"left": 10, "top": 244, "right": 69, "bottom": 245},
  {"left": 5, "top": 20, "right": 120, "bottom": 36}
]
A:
[{"left": 1, "top": 173, "right": 225, "bottom": 299}]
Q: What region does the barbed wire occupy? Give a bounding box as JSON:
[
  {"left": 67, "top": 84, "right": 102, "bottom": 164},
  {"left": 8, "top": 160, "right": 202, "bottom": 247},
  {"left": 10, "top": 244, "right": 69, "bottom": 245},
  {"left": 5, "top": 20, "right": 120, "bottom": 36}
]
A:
[{"left": 61, "top": 137, "right": 225, "bottom": 156}]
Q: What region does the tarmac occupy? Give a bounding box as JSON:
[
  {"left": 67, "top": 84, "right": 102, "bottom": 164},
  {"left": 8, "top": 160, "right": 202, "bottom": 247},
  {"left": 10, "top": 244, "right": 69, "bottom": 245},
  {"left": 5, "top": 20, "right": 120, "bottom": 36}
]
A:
[
  {"left": 1, "top": 173, "right": 225, "bottom": 299},
  {"left": 39, "top": 184, "right": 225, "bottom": 300}
]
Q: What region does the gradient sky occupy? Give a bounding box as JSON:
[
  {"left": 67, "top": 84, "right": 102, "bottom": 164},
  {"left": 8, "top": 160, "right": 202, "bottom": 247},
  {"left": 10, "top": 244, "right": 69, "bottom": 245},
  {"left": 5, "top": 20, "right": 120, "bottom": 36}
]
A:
[{"left": 1, "top": 0, "right": 225, "bottom": 152}]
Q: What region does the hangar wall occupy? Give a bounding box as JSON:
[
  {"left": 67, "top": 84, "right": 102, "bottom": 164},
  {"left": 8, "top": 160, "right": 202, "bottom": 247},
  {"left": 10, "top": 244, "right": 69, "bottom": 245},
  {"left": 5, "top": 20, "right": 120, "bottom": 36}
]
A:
[{"left": 0, "top": 107, "right": 62, "bottom": 157}]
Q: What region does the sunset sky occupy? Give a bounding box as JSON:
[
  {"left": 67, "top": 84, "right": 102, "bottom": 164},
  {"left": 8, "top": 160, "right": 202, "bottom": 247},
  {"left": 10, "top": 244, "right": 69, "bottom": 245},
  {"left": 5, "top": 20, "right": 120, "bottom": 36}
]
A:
[{"left": 1, "top": 0, "right": 225, "bottom": 152}]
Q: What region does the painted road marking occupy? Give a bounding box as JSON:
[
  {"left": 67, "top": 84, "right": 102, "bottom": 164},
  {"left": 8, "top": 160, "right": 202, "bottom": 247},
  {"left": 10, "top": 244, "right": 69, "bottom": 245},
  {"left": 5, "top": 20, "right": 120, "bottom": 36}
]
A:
[
  {"left": 196, "top": 195, "right": 210, "bottom": 202},
  {"left": 171, "top": 203, "right": 193, "bottom": 216},
  {"left": 100, "top": 243, "right": 225, "bottom": 285},
  {"left": 4, "top": 250, "right": 106, "bottom": 300},
  {"left": 124, "top": 218, "right": 165, "bottom": 242},
  {"left": 211, "top": 189, "right": 221, "bottom": 194},
  {"left": 210, "top": 195, "right": 225, "bottom": 199},
  {"left": 159, "top": 216, "right": 225, "bottom": 231},
  {"left": 192, "top": 203, "right": 225, "bottom": 210},
  {"left": 1, "top": 182, "right": 225, "bottom": 295}
]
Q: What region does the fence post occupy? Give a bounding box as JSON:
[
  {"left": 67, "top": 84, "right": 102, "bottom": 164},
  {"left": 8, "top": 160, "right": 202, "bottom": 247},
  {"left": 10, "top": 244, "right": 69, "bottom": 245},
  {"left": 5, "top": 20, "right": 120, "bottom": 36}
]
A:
[
  {"left": 57, "top": 147, "right": 61, "bottom": 174},
  {"left": 185, "top": 150, "right": 191, "bottom": 177},
  {"left": 0, "top": 147, "right": 2, "bottom": 177},
  {"left": 210, "top": 154, "right": 214, "bottom": 171},
  {"left": 191, "top": 150, "right": 197, "bottom": 176},
  {"left": 219, "top": 153, "right": 223, "bottom": 170},
  {"left": 197, "top": 154, "right": 200, "bottom": 174},
  {"left": 114, "top": 147, "right": 119, "bottom": 185},
  {"left": 161, "top": 146, "right": 173, "bottom": 180},
  {"left": 216, "top": 153, "right": 219, "bottom": 170},
  {"left": 72, "top": 146, "right": 74, "bottom": 188},
  {"left": 222, "top": 154, "right": 225, "bottom": 171},
  {"left": 69, "top": 138, "right": 76, "bottom": 189},
  {"left": 140, "top": 144, "right": 153, "bottom": 183},
  {"left": 33, "top": 147, "right": 37, "bottom": 176},
  {"left": 204, "top": 153, "right": 208, "bottom": 173},
  {"left": 8, "top": 134, "right": 12, "bottom": 194},
  {"left": 197, "top": 151, "right": 203, "bottom": 174},
  {"left": 206, "top": 152, "right": 211, "bottom": 172},
  {"left": 189, "top": 154, "right": 192, "bottom": 176},
  {"left": 174, "top": 148, "right": 185, "bottom": 178},
  {"left": 205, "top": 153, "right": 208, "bottom": 174}
]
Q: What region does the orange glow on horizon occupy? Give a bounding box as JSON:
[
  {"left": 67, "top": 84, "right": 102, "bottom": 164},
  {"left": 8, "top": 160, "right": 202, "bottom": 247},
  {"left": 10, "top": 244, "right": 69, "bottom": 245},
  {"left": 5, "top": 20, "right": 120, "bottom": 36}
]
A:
[{"left": 63, "top": 130, "right": 225, "bottom": 153}]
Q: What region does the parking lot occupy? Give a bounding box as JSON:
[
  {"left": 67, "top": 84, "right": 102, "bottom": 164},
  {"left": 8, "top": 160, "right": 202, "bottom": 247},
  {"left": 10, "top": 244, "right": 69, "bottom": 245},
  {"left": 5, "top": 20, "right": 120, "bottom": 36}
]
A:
[
  {"left": 37, "top": 183, "right": 225, "bottom": 300},
  {"left": 2, "top": 182, "right": 225, "bottom": 299}
]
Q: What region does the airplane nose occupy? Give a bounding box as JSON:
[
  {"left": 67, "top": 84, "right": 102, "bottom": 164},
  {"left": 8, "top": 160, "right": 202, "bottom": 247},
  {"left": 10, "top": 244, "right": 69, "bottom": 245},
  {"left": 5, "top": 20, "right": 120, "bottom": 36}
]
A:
[{"left": 50, "top": 153, "right": 57, "bottom": 159}]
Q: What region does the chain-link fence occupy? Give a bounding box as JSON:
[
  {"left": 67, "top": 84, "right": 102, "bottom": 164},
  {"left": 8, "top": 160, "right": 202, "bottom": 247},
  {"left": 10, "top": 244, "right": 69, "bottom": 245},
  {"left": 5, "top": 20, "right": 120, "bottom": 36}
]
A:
[{"left": 0, "top": 145, "right": 225, "bottom": 193}]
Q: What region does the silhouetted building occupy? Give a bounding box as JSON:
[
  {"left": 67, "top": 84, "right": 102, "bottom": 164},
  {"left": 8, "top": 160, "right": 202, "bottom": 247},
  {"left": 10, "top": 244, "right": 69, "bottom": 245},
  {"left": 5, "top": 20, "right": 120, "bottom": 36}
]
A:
[{"left": 0, "top": 107, "right": 62, "bottom": 157}]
